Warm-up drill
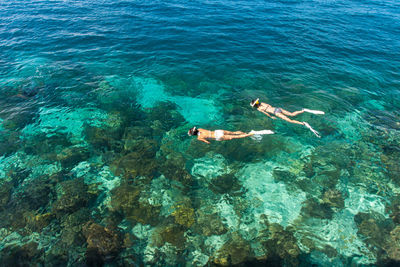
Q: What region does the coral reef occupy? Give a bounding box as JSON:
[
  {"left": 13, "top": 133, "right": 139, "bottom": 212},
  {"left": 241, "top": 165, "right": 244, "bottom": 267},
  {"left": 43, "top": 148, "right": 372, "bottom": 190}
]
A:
[
  {"left": 84, "top": 125, "right": 123, "bottom": 152},
  {"left": 171, "top": 200, "right": 195, "bottom": 228},
  {"left": 300, "top": 198, "right": 334, "bottom": 220},
  {"left": 0, "top": 67, "right": 399, "bottom": 267},
  {"left": 262, "top": 223, "right": 300, "bottom": 266},
  {"left": 321, "top": 189, "right": 345, "bottom": 210},
  {"left": 146, "top": 101, "right": 185, "bottom": 132},
  {"left": 208, "top": 173, "right": 242, "bottom": 196},
  {"left": 194, "top": 210, "right": 227, "bottom": 236},
  {"left": 160, "top": 153, "right": 193, "bottom": 187},
  {"left": 25, "top": 212, "right": 54, "bottom": 233},
  {"left": 56, "top": 146, "right": 90, "bottom": 169},
  {"left": 381, "top": 151, "right": 400, "bottom": 186},
  {"left": 354, "top": 212, "right": 394, "bottom": 248},
  {"left": 385, "top": 226, "right": 400, "bottom": 262},
  {"left": 0, "top": 131, "right": 20, "bottom": 157},
  {"left": 110, "top": 139, "right": 159, "bottom": 180},
  {"left": 82, "top": 221, "right": 122, "bottom": 261},
  {"left": 0, "top": 181, "right": 12, "bottom": 211},
  {"left": 0, "top": 242, "right": 44, "bottom": 266},
  {"left": 111, "top": 183, "right": 161, "bottom": 226},
  {"left": 386, "top": 196, "right": 400, "bottom": 224},
  {"left": 52, "top": 178, "right": 95, "bottom": 217},
  {"left": 152, "top": 224, "right": 186, "bottom": 249},
  {"left": 210, "top": 232, "right": 252, "bottom": 266}
]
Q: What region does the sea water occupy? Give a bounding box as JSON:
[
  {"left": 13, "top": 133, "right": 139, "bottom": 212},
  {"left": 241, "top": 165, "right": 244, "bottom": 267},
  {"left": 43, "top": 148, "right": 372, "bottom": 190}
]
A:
[{"left": 0, "top": 0, "right": 399, "bottom": 266}]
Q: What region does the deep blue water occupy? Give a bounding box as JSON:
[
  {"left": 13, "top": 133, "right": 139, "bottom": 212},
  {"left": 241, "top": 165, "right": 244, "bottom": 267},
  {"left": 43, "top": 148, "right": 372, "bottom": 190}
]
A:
[{"left": 0, "top": 0, "right": 400, "bottom": 266}]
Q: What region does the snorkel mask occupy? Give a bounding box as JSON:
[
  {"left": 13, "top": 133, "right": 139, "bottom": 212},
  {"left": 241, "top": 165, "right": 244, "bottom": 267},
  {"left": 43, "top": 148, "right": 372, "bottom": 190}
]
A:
[
  {"left": 188, "top": 126, "right": 197, "bottom": 136},
  {"left": 250, "top": 98, "right": 260, "bottom": 107}
]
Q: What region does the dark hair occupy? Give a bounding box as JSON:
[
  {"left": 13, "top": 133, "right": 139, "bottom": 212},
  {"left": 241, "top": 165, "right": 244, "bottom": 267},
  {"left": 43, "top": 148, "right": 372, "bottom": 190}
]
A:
[
  {"left": 250, "top": 99, "right": 260, "bottom": 108},
  {"left": 188, "top": 127, "right": 199, "bottom": 136}
]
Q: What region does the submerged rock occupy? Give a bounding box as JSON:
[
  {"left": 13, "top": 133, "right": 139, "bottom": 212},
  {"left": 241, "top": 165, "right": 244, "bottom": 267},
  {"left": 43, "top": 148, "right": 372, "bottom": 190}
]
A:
[
  {"left": 122, "top": 126, "right": 154, "bottom": 152},
  {"left": 385, "top": 226, "right": 400, "bottom": 262},
  {"left": 110, "top": 183, "right": 141, "bottom": 213},
  {"left": 208, "top": 172, "right": 242, "bottom": 196},
  {"left": 7, "top": 167, "right": 32, "bottom": 187},
  {"left": 381, "top": 151, "right": 400, "bottom": 186},
  {"left": 61, "top": 207, "right": 92, "bottom": 228},
  {"left": 25, "top": 212, "right": 54, "bottom": 233},
  {"left": 160, "top": 153, "right": 192, "bottom": 187},
  {"left": 171, "top": 200, "right": 195, "bottom": 228},
  {"left": 0, "top": 131, "right": 20, "bottom": 157},
  {"left": 1, "top": 176, "right": 56, "bottom": 230},
  {"left": 211, "top": 232, "right": 252, "bottom": 266},
  {"left": 386, "top": 196, "right": 400, "bottom": 224},
  {"left": 300, "top": 198, "right": 334, "bottom": 220},
  {"left": 43, "top": 208, "right": 91, "bottom": 265},
  {"left": 111, "top": 183, "right": 161, "bottom": 226},
  {"left": 52, "top": 178, "right": 94, "bottom": 216},
  {"left": 85, "top": 125, "right": 123, "bottom": 152},
  {"left": 321, "top": 189, "right": 345, "bottom": 210},
  {"left": 146, "top": 101, "right": 185, "bottom": 132},
  {"left": 262, "top": 224, "right": 300, "bottom": 266},
  {"left": 194, "top": 210, "right": 227, "bottom": 236},
  {"left": 56, "top": 146, "right": 90, "bottom": 169},
  {"left": 273, "top": 168, "right": 297, "bottom": 184},
  {"left": 354, "top": 212, "right": 394, "bottom": 248},
  {"left": 0, "top": 181, "right": 12, "bottom": 211},
  {"left": 111, "top": 139, "right": 159, "bottom": 180},
  {"left": 82, "top": 221, "right": 122, "bottom": 261},
  {"left": 0, "top": 242, "right": 43, "bottom": 266},
  {"left": 2, "top": 111, "right": 36, "bottom": 131},
  {"left": 152, "top": 224, "right": 187, "bottom": 249},
  {"left": 23, "top": 133, "right": 72, "bottom": 156}
]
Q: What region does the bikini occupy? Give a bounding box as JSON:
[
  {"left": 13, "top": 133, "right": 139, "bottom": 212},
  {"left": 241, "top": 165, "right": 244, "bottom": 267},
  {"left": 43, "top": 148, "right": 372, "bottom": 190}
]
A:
[
  {"left": 260, "top": 104, "right": 282, "bottom": 114},
  {"left": 214, "top": 130, "right": 224, "bottom": 141},
  {"left": 273, "top": 107, "right": 282, "bottom": 115}
]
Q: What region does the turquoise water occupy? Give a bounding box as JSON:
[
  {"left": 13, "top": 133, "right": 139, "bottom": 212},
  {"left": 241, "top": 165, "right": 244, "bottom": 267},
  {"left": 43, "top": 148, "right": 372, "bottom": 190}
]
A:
[{"left": 1, "top": 0, "right": 400, "bottom": 265}]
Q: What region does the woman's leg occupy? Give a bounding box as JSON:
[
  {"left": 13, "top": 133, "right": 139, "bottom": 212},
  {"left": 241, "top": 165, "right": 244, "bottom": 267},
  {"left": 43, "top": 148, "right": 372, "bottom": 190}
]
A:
[
  {"left": 223, "top": 130, "right": 246, "bottom": 135},
  {"left": 222, "top": 133, "right": 254, "bottom": 140},
  {"left": 275, "top": 113, "right": 304, "bottom": 125},
  {"left": 281, "top": 109, "right": 304, "bottom": 117}
]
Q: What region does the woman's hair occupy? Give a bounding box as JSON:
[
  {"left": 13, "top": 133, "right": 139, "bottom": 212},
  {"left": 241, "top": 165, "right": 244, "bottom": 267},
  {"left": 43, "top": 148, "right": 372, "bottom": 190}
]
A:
[
  {"left": 250, "top": 98, "right": 260, "bottom": 108},
  {"left": 188, "top": 127, "right": 199, "bottom": 136}
]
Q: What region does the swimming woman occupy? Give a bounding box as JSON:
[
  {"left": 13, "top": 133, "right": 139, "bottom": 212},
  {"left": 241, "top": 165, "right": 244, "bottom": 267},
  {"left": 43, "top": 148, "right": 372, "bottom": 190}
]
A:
[
  {"left": 250, "top": 98, "right": 324, "bottom": 137},
  {"left": 188, "top": 127, "right": 273, "bottom": 144}
]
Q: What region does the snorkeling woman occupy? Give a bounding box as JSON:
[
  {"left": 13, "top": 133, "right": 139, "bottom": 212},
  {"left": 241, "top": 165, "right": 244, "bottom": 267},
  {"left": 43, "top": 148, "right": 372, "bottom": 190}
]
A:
[
  {"left": 188, "top": 127, "right": 273, "bottom": 144},
  {"left": 250, "top": 98, "right": 324, "bottom": 137}
]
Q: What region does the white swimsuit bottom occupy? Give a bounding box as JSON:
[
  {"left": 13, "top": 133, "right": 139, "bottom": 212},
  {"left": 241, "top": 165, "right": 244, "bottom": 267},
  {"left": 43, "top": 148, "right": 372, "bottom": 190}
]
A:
[{"left": 214, "top": 130, "right": 224, "bottom": 141}]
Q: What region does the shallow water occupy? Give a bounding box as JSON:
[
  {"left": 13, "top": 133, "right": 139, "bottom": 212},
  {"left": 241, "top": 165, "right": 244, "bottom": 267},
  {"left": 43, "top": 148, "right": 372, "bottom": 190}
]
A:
[{"left": 1, "top": 0, "right": 400, "bottom": 266}]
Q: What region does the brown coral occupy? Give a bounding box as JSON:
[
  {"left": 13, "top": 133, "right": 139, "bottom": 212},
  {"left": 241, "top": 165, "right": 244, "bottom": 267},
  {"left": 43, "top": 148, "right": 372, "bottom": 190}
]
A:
[
  {"left": 171, "top": 201, "right": 195, "bottom": 228},
  {"left": 82, "top": 221, "right": 122, "bottom": 259}
]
